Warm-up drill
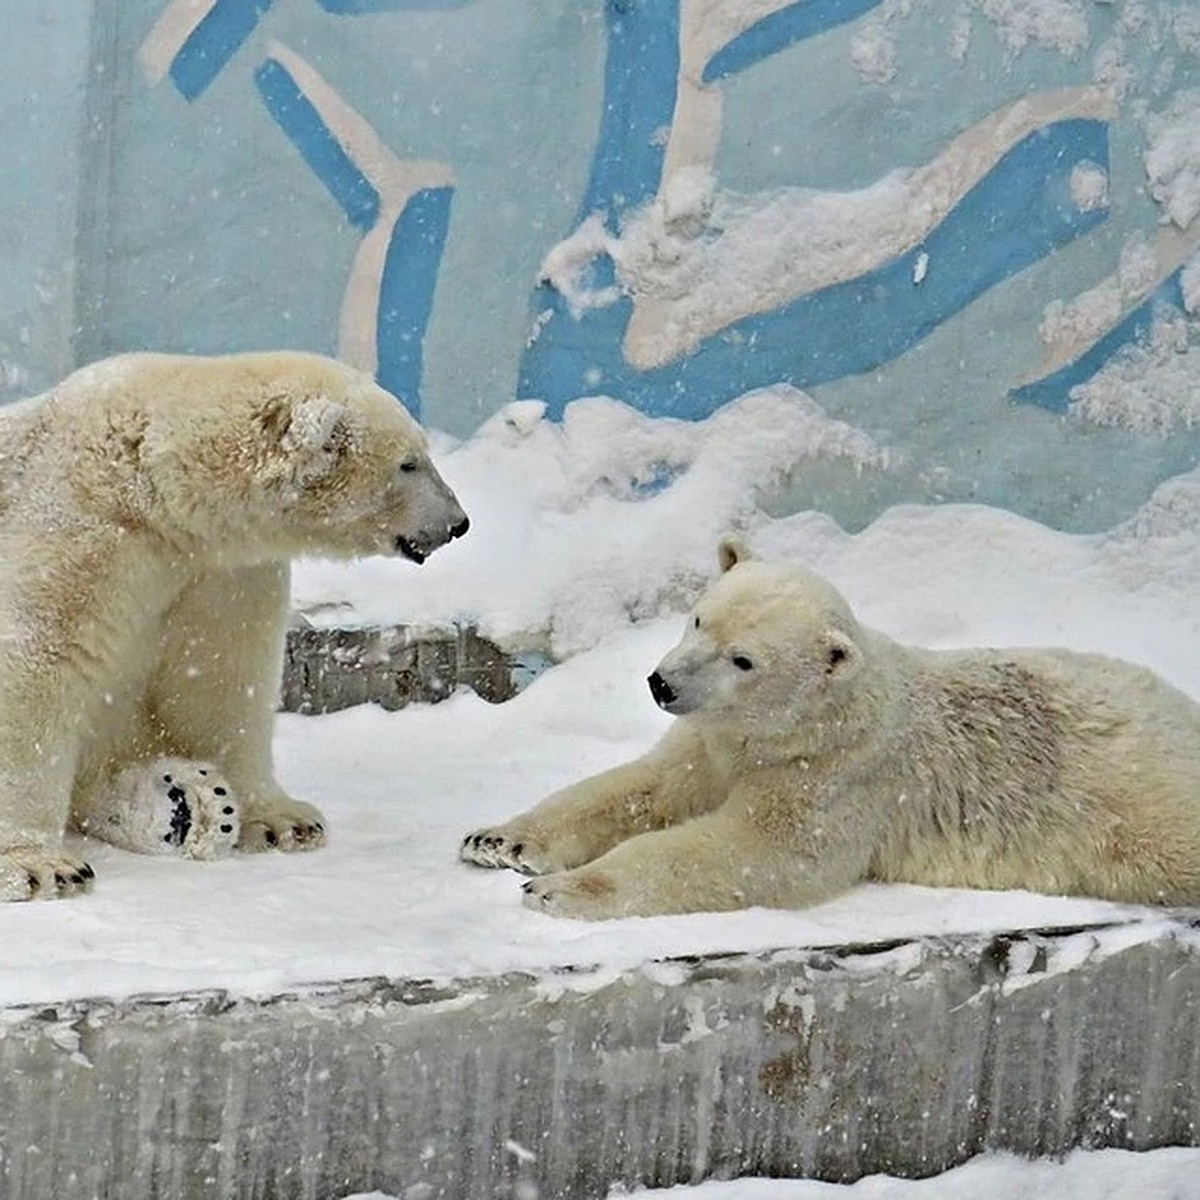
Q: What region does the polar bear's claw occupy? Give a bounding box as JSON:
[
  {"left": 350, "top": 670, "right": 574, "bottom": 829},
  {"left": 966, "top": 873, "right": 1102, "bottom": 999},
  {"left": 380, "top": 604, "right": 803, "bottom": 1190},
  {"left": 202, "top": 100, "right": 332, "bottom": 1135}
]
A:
[
  {"left": 520, "top": 871, "right": 619, "bottom": 919},
  {"left": 460, "top": 828, "right": 551, "bottom": 875},
  {"left": 237, "top": 801, "right": 326, "bottom": 853},
  {"left": 0, "top": 850, "right": 96, "bottom": 901}
]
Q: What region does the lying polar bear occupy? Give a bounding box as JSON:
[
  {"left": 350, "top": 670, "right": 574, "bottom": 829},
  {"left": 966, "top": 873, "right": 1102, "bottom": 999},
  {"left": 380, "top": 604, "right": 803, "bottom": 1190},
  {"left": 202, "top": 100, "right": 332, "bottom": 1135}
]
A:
[
  {"left": 463, "top": 538, "right": 1200, "bottom": 919},
  {"left": 0, "top": 350, "right": 467, "bottom": 900}
]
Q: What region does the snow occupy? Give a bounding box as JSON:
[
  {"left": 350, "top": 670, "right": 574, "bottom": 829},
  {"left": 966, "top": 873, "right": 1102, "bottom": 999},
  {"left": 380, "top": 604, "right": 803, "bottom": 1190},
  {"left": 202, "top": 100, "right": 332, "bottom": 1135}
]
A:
[
  {"left": 1068, "top": 160, "right": 1108, "bottom": 212},
  {"left": 1038, "top": 231, "right": 1167, "bottom": 355},
  {"left": 1183, "top": 250, "right": 1200, "bottom": 312},
  {"left": 0, "top": 386, "right": 1196, "bottom": 1014},
  {"left": 1038, "top": 278, "right": 1122, "bottom": 349},
  {"left": 1174, "top": 9, "right": 1200, "bottom": 58},
  {"left": 294, "top": 388, "right": 887, "bottom": 658},
  {"left": 1092, "top": 34, "right": 1134, "bottom": 100},
  {"left": 848, "top": 22, "right": 897, "bottom": 85},
  {"left": 1144, "top": 90, "right": 1200, "bottom": 230},
  {"left": 967, "top": 0, "right": 1090, "bottom": 59},
  {"left": 341, "top": 1146, "right": 1200, "bottom": 1198},
  {"left": 605, "top": 1147, "right": 1200, "bottom": 1197},
  {"left": 1068, "top": 310, "right": 1200, "bottom": 435}
]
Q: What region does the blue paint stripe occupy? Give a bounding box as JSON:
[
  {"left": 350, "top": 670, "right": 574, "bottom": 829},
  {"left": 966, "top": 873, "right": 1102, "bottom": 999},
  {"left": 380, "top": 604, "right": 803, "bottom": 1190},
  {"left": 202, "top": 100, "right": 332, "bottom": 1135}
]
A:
[
  {"left": 704, "top": 0, "right": 885, "bottom": 83},
  {"left": 1009, "top": 272, "right": 1187, "bottom": 413},
  {"left": 168, "top": 0, "right": 275, "bottom": 101},
  {"left": 254, "top": 59, "right": 381, "bottom": 231},
  {"left": 376, "top": 186, "right": 454, "bottom": 419},
  {"left": 520, "top": 118, "right": 1110, "bottom": 421},
  {"left": 579, "top": 0, "right": 680, "bottom": 229}
]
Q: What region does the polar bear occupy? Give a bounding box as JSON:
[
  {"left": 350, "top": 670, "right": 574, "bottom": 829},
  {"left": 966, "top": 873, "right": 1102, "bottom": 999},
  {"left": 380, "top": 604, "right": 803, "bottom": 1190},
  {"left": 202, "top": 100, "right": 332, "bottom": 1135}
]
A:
[
  {"left": 0, "top": 350, "right": 468, "bottom": 900},
  {"left": 463, "top": 538, "right": 1200, "bottom": 919}
]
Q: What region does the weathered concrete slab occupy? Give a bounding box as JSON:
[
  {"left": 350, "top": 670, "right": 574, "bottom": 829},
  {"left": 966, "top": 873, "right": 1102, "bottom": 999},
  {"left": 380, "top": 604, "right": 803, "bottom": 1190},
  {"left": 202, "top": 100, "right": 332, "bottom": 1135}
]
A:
[
  {"left": 281, "top": 621, "right": 517, "bottom": 713},
  {"left": 0, "top": 917, "right": 1196, "bottom": 1200}
]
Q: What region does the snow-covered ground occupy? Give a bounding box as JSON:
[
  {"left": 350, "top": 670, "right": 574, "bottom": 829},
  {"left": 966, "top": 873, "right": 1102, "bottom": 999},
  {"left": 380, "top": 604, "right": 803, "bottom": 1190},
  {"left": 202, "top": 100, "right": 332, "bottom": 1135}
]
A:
[
  {"left": 603, "top": 1144, "right": 1200, "bottom": 1198},
  {"left": 344, "top": 1145, "right": 1200, "bottom": 1198},
  {"left": 0, "top": 386, "right": 1197, "bottom": 1010}
]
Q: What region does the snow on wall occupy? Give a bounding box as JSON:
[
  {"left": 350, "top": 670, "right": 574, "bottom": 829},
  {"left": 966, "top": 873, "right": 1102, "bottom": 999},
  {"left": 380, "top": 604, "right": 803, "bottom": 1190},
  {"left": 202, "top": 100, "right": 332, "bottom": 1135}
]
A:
[{"left": 1, "top": 0, "right": 1199, "bottom": 531}]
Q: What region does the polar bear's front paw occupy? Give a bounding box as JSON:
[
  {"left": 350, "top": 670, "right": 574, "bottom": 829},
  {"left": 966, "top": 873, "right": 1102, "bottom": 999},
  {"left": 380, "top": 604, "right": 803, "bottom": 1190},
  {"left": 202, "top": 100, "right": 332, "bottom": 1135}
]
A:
[
  {"left": 460, "top": 826, "right": 560, "bottom": 875},
  {"left": 77, "top": 758, "right": 241, "bottom": 860},
  {"left": 238, "top": 797, "right": 326, "bottom": 853},
  {"left": 521, "top": 868, "right": 626, "bottom": 920},
  {"left": 0, "top": 850, "right": 95, "bottom": 901}
]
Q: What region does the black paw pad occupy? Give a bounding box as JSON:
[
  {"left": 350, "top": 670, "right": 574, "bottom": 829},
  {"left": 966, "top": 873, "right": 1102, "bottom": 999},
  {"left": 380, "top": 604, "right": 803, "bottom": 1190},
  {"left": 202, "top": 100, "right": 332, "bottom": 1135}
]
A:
[{"left": 166, "top": 790, "right": 193, "bottom": 848}]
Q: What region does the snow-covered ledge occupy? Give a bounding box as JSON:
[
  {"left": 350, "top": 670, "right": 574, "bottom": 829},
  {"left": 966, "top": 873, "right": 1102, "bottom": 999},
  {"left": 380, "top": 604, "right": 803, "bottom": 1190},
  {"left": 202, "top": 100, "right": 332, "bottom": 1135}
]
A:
[{"left": 2, "top": 916, "right": 1196, "bottom": 1200}]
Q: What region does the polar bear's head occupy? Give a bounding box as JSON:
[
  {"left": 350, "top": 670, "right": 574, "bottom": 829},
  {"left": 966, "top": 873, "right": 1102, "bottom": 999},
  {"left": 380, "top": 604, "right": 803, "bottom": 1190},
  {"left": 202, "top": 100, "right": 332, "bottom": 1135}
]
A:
[
  {"left": 113, "top": 352, "right": 468, "bottom": 564},
  {"left": 249, "top": 358, "right": 470, "bottom": 564},
  {"left": 647, "top": 537, "right": 867, "bottom": 734}
]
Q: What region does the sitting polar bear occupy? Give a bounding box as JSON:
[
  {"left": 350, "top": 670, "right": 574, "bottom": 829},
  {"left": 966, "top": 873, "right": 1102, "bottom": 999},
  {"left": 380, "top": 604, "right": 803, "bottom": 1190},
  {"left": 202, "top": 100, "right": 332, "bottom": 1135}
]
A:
[
  {"left": 463, "top": 537, "right": 1200, "bottom": 919},
  {"left": 0, "top": 350, "right": 467, "bottom": 900}
]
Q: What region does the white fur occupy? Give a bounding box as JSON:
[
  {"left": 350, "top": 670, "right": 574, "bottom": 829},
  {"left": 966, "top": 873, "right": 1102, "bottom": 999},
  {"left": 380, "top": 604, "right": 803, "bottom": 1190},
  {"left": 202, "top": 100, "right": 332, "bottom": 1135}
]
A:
[
  {"left": 0, "top": 350, "right": 467, "bottom": 900},
  {"left": 464, "top": 538, "right": 1200, "bottom": 919}
]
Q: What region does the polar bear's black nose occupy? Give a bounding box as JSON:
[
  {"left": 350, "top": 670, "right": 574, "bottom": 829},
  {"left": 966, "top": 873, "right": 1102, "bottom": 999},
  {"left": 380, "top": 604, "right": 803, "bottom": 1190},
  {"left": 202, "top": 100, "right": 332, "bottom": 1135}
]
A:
[
  {"left": 648, "top": 672, "right": 676, "bottom": 709},
  {"left": 450, "top": 516, "right": 470, "bottom": 540}
]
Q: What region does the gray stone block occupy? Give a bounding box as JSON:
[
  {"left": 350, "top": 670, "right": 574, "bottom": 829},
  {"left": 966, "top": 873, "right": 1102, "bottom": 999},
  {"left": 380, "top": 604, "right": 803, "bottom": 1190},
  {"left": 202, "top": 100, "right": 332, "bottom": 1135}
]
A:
[
  {"left": 281, "top": 622, "right": 517, "bottom": 714},
  {"left": 0, "top": 918, "right": 1196, "bottom": 1199}
]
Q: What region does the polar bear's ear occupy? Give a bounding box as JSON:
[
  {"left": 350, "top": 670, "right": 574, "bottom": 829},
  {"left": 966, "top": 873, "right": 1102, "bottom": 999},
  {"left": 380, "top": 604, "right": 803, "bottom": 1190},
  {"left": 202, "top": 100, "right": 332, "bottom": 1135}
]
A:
[
  {"left": 821, "top": 629, "right": 862, "bottom": 681},
  {"left": 717, "top": 535, "right": 753, "bottom": 574},
  {"left": 279, "top": 394, "right": 354, "bottom": 486}
]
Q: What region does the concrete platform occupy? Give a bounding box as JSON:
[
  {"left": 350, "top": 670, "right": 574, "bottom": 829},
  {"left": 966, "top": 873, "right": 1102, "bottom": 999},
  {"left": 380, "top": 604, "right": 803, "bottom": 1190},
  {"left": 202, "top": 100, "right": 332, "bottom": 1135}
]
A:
[{"left": 1, "top": 916, "right": 1197, "bottom": 1200}]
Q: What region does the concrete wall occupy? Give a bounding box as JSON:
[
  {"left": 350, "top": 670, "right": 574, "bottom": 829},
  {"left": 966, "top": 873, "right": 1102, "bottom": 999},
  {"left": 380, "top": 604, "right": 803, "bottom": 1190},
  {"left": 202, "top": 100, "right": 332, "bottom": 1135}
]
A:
[
  {"left": 2, "top": 1, "right": 1199, "bottom": 530},
  {"left": 0, "top": 919, "right": 1196, "bottom": 1199}
]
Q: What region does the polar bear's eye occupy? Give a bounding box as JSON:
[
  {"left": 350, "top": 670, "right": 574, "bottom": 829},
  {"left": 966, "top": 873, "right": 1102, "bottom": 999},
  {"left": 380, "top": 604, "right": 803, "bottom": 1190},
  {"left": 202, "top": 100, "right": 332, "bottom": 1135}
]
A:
[
  {"left": 693, "top": 616, "right": 700, "bottom": 630},
  {"left": 399, "top": 459, "right": 419, "bottom": 474},
  {"left": 731, "top": 654, "right": 754, "bottom": 671}
]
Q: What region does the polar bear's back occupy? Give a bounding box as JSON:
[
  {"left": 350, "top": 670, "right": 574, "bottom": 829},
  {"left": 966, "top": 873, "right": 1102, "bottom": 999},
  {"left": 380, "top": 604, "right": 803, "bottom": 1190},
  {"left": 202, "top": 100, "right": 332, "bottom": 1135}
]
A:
[{"left": 872, "top": 642, "right": 1200, "bottom": 904}]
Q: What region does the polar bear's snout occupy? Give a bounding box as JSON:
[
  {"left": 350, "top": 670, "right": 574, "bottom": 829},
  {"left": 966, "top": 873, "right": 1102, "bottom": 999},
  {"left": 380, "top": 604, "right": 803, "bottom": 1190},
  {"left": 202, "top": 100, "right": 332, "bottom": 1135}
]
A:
[
  {"left": 390, "top": 464, "right": 470, "bottom": 563},
  {"left": 394, "top": 513, "right": 470, "bottom": 564}
]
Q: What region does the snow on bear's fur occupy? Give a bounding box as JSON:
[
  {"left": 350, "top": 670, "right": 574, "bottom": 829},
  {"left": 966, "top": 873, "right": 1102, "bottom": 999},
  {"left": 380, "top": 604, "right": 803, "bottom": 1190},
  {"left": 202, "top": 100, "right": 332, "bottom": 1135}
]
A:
[
  {"left": 0, "top": 350, "right": 468, "bottom": 901},
  {"left": 463, "top": 537, "right": 1200, "bottom": 919}
]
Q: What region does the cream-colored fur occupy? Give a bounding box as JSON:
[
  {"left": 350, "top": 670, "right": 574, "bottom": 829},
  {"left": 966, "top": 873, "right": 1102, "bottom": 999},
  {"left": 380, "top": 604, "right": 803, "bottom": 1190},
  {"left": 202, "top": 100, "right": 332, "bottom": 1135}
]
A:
[
  {"left": 463, "top": 538, "right": 1200, "bottom": 919},
  {"left": 0, "top": 350, "right": 467, "bottom": 900}
]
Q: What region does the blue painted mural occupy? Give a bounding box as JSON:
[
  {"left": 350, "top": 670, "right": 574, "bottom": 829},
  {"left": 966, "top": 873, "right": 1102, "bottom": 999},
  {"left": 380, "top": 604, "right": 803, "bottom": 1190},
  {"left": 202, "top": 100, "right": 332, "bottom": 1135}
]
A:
[{"left": 3, "top": 0, "right": 1198, "bottom": 531}]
